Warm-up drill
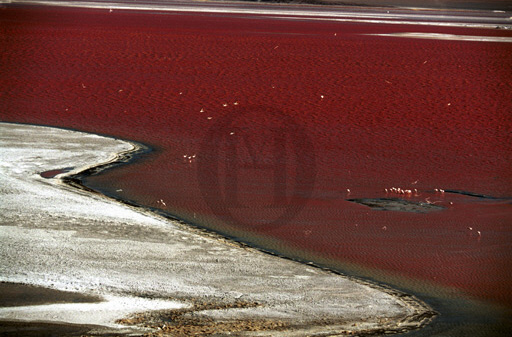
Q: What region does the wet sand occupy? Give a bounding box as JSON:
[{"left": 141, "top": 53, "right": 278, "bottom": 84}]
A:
[
  {"left": 0, "top": 283, "right": 102, "bottom": 307},
  {"left": 0, "top": 123, "right": 434, "bottom": 335},
  {"left": 0, "top": 283, "right": 109, "bottom": 337}
]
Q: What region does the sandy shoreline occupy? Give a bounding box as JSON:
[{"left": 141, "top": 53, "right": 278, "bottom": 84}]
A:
[{"left": 0, "top": 122, "right": 435, "bottom": 335}]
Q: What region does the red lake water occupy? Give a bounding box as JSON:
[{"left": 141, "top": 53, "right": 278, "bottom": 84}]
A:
[{"left": 1, "top": 5, "right": 511, "bottom": 335}]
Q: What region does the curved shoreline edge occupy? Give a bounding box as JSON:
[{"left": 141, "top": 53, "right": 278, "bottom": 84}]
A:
[{"left": 0, "top": 122, "right": 436, "bottom": 336}]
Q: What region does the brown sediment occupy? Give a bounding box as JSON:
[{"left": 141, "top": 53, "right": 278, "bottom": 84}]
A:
[
  {"left": 117, "top": 300, "right": 288, "bottom": 336},
  {"left": 115, "top": 296, "right": 434, "bottom": 336},
  {"left": 112, "top": 284, "right": 436, "bottom": 336}
]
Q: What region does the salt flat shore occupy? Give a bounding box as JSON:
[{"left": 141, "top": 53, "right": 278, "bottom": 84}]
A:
[{"left": 0, "top": 123, "right": 435, "bottom": 336}]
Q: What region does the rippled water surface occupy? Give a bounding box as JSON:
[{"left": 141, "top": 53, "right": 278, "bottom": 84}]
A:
[{"left": 2, "top": 5, "right": 511, "bottom": 335}]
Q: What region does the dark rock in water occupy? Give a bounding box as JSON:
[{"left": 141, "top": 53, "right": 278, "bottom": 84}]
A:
[{"left": 347, "top": 198, "right": 445, "bottom": 213}]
